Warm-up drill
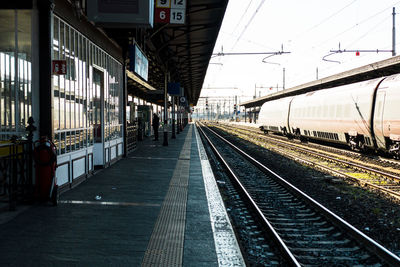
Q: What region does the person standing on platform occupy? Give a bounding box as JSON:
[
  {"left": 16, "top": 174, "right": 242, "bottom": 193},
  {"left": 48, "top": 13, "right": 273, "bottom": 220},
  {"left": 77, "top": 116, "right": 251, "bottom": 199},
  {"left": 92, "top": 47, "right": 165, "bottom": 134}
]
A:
[{"left": 152, "top": 113, "right": 160, "bottom": 141}]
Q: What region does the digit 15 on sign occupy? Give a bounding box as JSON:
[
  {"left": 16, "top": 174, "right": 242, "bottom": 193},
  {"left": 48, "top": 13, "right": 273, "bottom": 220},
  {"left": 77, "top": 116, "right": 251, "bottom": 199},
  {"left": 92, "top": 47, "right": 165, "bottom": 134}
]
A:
[{"left": 170, "top": 0, "right": 186, "bottom": 24}]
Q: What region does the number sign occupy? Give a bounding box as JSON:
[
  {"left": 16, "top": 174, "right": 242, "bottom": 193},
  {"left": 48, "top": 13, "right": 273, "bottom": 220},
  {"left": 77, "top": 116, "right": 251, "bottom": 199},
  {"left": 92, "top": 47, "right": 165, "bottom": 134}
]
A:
[
  {"left": 155, "top": 0, "right": 186, "bottom": 24},
  {"left": 156, "top": 0, "right": 170, "bottom": 8},
  {"left": 171, "top": 0, "right": 186, "bottom": 8},
  {"left": 52, "top": 60, "right": 67, "bottom": 75},
  {"left": 155, "top": 8, "right": 170, "bottom": 23}
]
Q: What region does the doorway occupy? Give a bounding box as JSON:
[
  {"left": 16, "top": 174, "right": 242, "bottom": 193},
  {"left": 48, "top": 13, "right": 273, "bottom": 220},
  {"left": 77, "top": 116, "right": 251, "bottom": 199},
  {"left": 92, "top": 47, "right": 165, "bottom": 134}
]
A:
[{"left": 93, "top": 67, "right": 105, "bottom": 167}]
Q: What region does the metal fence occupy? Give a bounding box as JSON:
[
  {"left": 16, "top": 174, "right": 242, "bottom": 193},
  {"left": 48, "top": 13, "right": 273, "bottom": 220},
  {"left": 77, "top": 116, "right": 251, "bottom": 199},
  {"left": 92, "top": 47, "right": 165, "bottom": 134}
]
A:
[
  {"left": 0, "top": 118, "right": 35, "bottom": 211},
  {"left": 126, "top": 123, "right": 137, "bottom": 154}
]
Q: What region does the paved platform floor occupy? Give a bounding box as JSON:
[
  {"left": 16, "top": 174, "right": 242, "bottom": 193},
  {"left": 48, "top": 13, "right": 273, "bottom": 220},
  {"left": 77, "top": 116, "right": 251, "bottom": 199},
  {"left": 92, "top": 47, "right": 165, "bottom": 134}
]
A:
[{"left": 0, "top": 124, "right": 244, "bottom": 266}]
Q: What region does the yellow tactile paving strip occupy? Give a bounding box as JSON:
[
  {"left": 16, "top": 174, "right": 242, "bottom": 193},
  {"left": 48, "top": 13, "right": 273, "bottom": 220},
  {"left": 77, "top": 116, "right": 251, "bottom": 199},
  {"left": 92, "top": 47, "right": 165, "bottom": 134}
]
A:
[{"left": 141, "top": 126, "right": 193, "bottom": 267}]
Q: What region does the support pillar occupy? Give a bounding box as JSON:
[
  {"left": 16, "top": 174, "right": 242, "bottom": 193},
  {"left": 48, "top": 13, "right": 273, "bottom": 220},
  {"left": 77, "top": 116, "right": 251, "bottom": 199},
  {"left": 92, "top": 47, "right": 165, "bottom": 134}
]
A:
[
  {"left": 163, "top": 72, "right": 168, "bottom": 146},
  {"left": 171, "top": 96, "right": 176, "bottom": 139},
  {"left": 38, "top": 0, "right": 54, "bottom": 139}
]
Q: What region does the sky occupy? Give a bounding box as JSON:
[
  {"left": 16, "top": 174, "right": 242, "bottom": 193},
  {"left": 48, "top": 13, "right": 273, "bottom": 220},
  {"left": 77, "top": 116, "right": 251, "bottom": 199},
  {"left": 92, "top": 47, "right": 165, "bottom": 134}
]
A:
[{"left": 200, "top": 0, "right": 400, "bottom": 103}]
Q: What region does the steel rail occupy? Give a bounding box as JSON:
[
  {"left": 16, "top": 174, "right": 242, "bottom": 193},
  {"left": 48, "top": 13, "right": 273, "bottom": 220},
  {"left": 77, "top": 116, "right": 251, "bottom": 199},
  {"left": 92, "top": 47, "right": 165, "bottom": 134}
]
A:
[
  {"left": 219, "top": 123, "right": 400, "bottom": 197},
  {"left": 201, "top": 123, "right": 400, "bottom": 266},
  {"left": 197, "top": 123, "right": 301, "bottom": 267}
]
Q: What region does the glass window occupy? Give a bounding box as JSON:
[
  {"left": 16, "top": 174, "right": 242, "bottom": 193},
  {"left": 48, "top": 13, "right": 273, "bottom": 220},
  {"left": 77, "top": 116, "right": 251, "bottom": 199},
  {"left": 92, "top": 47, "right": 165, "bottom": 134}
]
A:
[
  {"left": 0, "top": 10, "right": 32, "bottom": 139},
  {"left": 52, "top": 15, "right": 123, "bottom": 154}
]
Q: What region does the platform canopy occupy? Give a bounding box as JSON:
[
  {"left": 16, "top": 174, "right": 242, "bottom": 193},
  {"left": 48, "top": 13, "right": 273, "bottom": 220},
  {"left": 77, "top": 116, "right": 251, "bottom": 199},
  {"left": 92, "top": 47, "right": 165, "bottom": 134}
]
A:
[
  {"left": 102, "top": 0, "right": 229, "bottom": 107},
  {"left": 241, "top": 55, "right": 400, "bottom": 109}
]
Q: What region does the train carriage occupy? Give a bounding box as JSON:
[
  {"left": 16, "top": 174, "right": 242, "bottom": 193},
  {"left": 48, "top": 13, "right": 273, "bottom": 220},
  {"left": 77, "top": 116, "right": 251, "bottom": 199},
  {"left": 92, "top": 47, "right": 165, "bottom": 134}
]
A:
[
  {"left": 373, "top": 74, "right": 400, "bottom": 158},
  {"left": 258, "top": 74, "right": 400, "bottom": 158},
  {"left": 258, "top": 97, "right": 293, "bottom": 135},
  {"left": 288, "top": 77, "right": 385, "bottom": 150}
]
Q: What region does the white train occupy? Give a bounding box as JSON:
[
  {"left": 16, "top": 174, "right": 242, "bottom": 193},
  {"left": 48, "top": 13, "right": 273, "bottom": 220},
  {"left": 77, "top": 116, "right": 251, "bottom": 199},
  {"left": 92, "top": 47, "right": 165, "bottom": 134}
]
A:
[{"left": 258, "top": 74, "right": 400, "bottom": 159}]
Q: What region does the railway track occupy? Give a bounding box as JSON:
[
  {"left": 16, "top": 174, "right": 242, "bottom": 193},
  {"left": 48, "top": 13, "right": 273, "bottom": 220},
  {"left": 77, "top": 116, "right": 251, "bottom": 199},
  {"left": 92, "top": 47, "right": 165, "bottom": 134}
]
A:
[
  {"left": 211, "top": 122, "right": 400, "bottom": 200},
  {"left": 197, "top": 122, "right": 400, "bottom": 266}
]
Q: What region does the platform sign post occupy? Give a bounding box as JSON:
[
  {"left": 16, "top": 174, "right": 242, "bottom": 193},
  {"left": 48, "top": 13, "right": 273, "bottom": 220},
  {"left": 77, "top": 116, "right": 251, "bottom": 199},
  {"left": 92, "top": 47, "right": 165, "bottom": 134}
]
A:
[{"left": 155, "top": 0, "right": 186, "bottom": 24}]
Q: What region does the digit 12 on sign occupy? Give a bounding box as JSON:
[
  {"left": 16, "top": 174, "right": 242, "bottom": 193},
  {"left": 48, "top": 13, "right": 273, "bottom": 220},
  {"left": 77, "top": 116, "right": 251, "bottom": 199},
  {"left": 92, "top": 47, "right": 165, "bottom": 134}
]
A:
[{"left": 171, "top": 0, "right": 186, "bottom": 24}]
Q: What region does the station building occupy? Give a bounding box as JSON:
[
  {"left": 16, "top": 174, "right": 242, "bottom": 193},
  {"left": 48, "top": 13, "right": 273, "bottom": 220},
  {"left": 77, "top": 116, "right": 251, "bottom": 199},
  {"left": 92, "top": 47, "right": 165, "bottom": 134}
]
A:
[{"left": 0, "top": 0, "right": 227, "bottom": 195}]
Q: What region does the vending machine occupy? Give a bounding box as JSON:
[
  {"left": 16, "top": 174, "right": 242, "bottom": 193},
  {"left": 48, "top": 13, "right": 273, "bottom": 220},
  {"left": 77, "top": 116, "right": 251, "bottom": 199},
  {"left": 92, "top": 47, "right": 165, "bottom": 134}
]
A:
[{"left": 137, "top": 105, "right": 153, "bottom": 139}]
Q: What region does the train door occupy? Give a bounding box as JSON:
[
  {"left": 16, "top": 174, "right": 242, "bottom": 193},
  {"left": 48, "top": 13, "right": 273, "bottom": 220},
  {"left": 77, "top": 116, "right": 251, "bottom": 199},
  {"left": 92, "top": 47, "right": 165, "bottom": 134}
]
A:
[
  {"left": 93, "top": 68, "right": 105, "bottom": 167},
  {"left": 373, "top": 91, "right": 386, "bottom": 149}
]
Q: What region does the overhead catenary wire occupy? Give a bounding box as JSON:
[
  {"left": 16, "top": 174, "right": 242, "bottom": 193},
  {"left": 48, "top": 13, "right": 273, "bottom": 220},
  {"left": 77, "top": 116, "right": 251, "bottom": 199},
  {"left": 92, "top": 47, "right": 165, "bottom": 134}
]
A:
[
  {"left": 231, "top": 0, "right": 267, "bottom": 50},
  {"left": 231, "top": 0, "right": 254, "bottom": 36},
  {"left": 288, "top": 2, "right": 400, "bottom": 85},
  {"left": 294, "top": 0, "right": 359, "bottom": 39},
  {"left": 315, "top": 1, "right": 400, "bottom": 48}
]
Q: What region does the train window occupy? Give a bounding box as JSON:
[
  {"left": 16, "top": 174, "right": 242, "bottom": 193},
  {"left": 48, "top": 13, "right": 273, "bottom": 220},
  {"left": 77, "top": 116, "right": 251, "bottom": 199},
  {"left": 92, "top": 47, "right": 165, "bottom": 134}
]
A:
[
  {"left": 317, "top": 107, "right": 322, "bottom": 118},
  {"left": 323, "top": 105, "right": 328, "bottom": 117},
  {"left": 336, "top": 105, "right": 343, "bottom": 118},
  {"left": 375, "top": 101, "right": 383, "bottom": 117},
  {"left": 329, "top": 105, "right": 335, "bottom": 117},
  {"left": 344, "top": 104, "right": 351, "bottom": 117}
]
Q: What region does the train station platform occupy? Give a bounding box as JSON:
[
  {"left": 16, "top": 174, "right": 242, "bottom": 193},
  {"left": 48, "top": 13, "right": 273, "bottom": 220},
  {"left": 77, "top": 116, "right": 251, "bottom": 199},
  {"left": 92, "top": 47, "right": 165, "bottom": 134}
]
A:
[{"left": 0, "top": 124, "right": 244, "bottom": 266}]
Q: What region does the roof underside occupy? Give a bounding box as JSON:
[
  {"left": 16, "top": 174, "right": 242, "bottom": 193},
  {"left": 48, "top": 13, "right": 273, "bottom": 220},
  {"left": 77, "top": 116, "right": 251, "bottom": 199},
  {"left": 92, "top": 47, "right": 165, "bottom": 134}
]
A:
[{"left": 103, "top": 0, "right": 228, "bottom": 107}]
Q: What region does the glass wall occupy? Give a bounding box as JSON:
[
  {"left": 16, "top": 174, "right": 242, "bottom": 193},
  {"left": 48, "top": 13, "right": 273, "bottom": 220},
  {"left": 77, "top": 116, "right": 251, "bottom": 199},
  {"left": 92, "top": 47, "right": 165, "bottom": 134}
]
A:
[
  {"left": 0, "top": 10, "right": 32, "bottom": 140},
  {"left": 52, "top": 16, "right": 123, "bottom": 155}
]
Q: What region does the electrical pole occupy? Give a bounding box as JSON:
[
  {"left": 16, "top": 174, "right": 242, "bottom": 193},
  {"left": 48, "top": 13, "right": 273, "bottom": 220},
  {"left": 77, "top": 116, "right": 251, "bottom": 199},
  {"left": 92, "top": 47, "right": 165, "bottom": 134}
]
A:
[
  {"left": 393, "top": 7, "right": 396, "bottom": 56},
  {"left": 171, "top": 96, "right": 176, "bottom": 139},
  {"left": 283, "top": 68, "right": 286, "bottom": 90}
]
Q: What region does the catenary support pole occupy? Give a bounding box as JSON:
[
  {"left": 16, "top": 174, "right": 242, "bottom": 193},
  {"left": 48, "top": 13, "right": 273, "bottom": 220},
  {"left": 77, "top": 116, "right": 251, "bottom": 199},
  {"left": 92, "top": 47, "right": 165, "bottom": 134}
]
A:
[
  {"left": 163, "top": 71, "right": 168, "bottom": 146},
  {"left": 177, "top": 97, "right": 180, "bottom": 134},
  {"left": 171, "top": 96, "right": 176, "bottom": 139},
  {"left": 393, "top": 7, "right": 396, "bottom": 56}
]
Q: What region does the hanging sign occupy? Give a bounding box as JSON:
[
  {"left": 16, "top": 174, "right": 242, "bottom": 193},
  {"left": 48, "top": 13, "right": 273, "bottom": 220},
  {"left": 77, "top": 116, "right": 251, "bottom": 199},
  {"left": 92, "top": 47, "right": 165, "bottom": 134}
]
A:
[
  {"left": 52, "top": 60, "right": 67, "bottom": 75},
  {"left": 154, "top": 0, "right": 186, "bottom": 24},
  {"left": 129, "top": 44, "right": 149, "bottom": 81},
  {"left": 87, "top": 0, "right": 154, "bottom": 28},
  {"left": 167, "top": 82, "right": 181, "bottom": 95}
]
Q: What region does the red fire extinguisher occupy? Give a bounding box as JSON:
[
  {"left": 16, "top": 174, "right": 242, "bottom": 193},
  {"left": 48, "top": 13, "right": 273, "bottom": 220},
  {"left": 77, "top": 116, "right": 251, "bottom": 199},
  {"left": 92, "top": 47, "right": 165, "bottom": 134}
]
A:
[{"left": 33, "top": 136, "right": 58, "bottom": 205}]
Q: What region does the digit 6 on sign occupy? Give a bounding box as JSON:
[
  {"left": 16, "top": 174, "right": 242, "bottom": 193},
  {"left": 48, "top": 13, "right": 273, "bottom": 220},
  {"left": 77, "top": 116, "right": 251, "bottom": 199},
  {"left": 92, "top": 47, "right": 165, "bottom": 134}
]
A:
[{"left": 160, "top": 11, "right": 166, "bottom": 20}]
